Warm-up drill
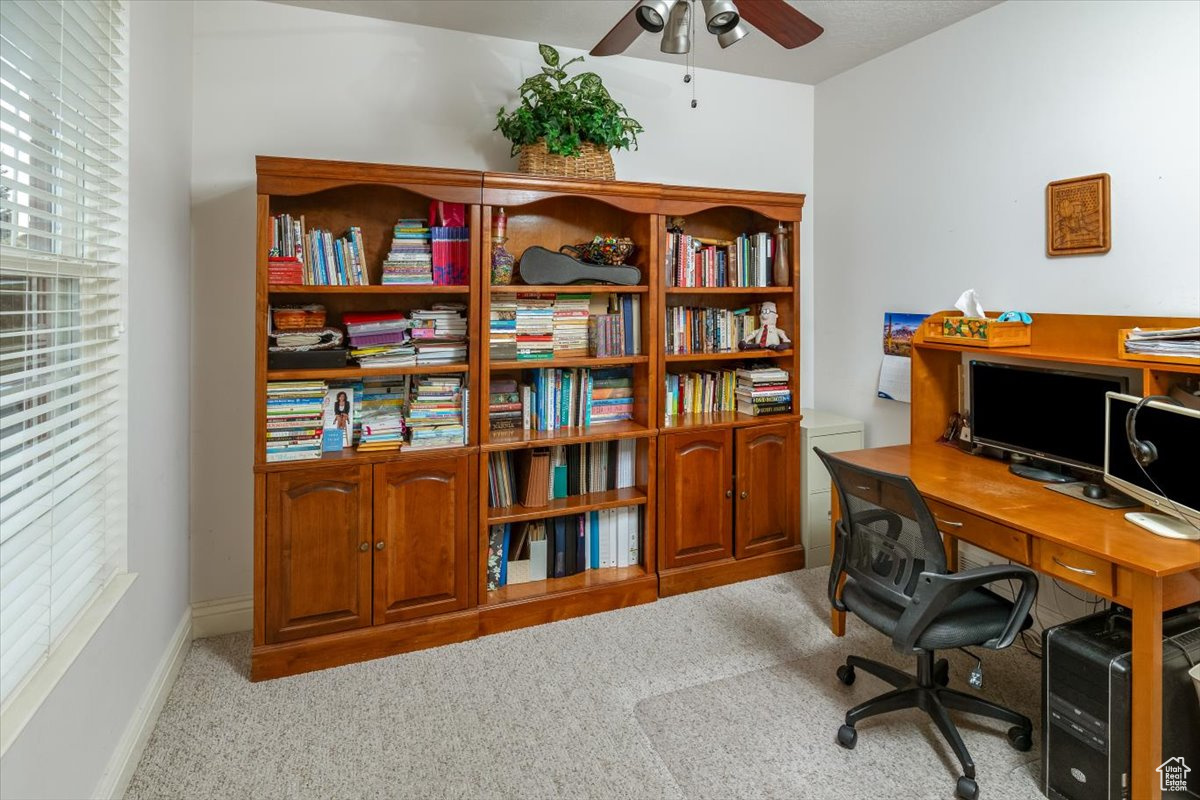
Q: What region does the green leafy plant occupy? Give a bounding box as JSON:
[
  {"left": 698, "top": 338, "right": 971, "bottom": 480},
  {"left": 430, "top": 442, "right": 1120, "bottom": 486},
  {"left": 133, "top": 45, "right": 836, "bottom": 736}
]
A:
[{"left": 495, "top": 44, "right": 644, "bottom": 158}]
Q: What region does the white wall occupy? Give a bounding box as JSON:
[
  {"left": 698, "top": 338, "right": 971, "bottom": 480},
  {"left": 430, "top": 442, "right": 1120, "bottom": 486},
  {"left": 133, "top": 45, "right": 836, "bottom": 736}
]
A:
[
  {"left": 0, "top": 3, "right": 194, "bottom": 798},
  {"left": 190, "top": 0, "right": 816, "bottom": 604},
  {"left": 813, "top": 0, "right": 1200, "bottom": 446}
]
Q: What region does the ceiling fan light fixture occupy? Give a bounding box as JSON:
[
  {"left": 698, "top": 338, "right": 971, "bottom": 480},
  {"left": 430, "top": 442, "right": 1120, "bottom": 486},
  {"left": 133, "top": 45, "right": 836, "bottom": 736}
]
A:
[
  {"left": 716, "top": 21, "right": 749, "bottom": 48},
  {"left": 660, "top": 0, "right": 691, "bottom": 54},
  {"left": 701, "top": 0, "right": 740, "bottom": 35},
  {"left": 634, "top": 0, "right": 676, "bottom": 33}
]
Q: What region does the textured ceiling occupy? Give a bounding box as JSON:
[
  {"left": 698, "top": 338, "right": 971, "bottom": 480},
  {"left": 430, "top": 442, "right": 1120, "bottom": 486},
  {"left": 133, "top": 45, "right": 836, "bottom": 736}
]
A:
[{"left": 268, "top": 0, "right": 1001, "bottom": 84}]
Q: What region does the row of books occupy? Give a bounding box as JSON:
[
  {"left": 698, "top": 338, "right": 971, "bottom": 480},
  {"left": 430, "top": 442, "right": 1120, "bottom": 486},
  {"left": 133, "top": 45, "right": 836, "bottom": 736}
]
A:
[
  {"left": 664, "top": 304, "right": 763, "bottom": 355},
  {"left": 488, "top": 369, "right": 632, "bottom": 433},
  {"left": 486, "top": 507, "right": 642, "bottom": 589},
  {"left": 381, "top": 219, "right": 470, "bottom": 286},
  {"left": 267, "top": 214, "right": 370, "bottom": 286},
  {"left": 265, "top": 380, "right": 327, "bottom": 462},
  {"left": 664, "top": 366, "right": 792, "bottom": 418},
  {"left": 489, "top": 293, "right": 642, "bottom": 361},
  {"left": 487, "top": 440, "right": 637, "bottom": 508},
  {"left": 666, "top": 230, "right": 777, "bottom": 288}
]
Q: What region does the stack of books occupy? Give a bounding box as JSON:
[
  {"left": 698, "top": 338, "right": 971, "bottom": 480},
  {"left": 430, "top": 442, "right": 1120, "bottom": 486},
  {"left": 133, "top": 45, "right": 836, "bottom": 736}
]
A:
[
  {"left": 430, "top": 226, "right": 470, "bottom": 285},
  {"left": 515, "top": 293, "right": 555, "bottom": 361},
  {"left": 407, "top": 375, "right": 466, "bottom": 448},
  {"left": 357, "top": 377, "right": 407, "bottom": 451},
  {"left": 551, "top": 293, "right": 590, "bottom": 357},
  {"left": 410, "top": 304, "right": 467, "bottom": 365},
  {"left": 663, "top": 368, "right": 738, "bottom": 417},
  {"left": 268, "top": 213, "right": 305, "bottom": 284},
  {"left": 488, "top": 378, "right": 522, "bottom": 432},
  {"left": 265, "top": 381, "right": 326, "bottom": 462},
  {"left": 382, "top": 219, "right": 433, "bottom": 285},
  {"left": 489, "top": 296, "right": 518, "bottom": 360},
  {"left": 665, "top": 304, "right": 761, "bottom": 354},
  {"left": 590, "top": 369, "right": 634, "bottom": 424},
  {"left": 735, "top": 366, "right": 792, "bottom": 416},
  {"left": 344, "top": 311, "right": 415, "bottom": 368},
  {"left": 666, "top": 230, "right": 773, "bottom": 287},
  {"left": 486, "top": 508, "right": 641, "bottom": 588}
]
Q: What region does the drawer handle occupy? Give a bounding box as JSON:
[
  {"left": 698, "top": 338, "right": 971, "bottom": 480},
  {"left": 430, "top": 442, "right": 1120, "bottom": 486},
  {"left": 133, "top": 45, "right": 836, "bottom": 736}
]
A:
[
  {"left": 935, "top": 517, "right": 964, "bottom": 529},
  {"left": 856, "top": 485, "right": 871, "bottom": 491},
  {"left": 1052, "top": 556, "right": 1096, "bottom": 576}
]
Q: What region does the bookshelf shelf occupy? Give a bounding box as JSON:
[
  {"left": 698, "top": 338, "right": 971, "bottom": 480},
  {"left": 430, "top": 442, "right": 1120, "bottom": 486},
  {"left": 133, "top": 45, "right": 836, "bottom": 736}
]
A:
[
  {"left": 487, "top": 487, "right": 647, "bottom": 524},
  {"left": 266, "top": 363, "right": 469, "bottom": 381},
  {"left": 483, "top": 565, "right": 649, "bottom": 606},
  {"left": 489, "top": 284, "right": 649, "bottom": 294},
  {"left": 268, "top": 284, "right": 471, "bottom": 295},
  {"left": 490, "top": 355, "right": 650, "bottom": 370},
  {"left": 482, "top": 420, "right": 654, "bottom": 451},
  {"left": 664, "top": 350, "right": 794, "bottom": 363},
  {"left": 664, "top": 286, "right": 792, "bottom": 294},
  {"left": 660, "top": 411, "right": 800, "bottom": 432},
  {"left": 255, "top": 443, "right": 476, "bottom": 473}
]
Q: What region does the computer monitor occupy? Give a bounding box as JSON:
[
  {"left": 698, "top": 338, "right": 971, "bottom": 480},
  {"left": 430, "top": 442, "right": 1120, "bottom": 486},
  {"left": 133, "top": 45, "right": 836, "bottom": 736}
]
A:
[
  {"left": 1104, "top": 392, "right": 1200, "bottom": 540},
  {"left": 969, "top": 360, "right": 1128, "bottom": 477}
]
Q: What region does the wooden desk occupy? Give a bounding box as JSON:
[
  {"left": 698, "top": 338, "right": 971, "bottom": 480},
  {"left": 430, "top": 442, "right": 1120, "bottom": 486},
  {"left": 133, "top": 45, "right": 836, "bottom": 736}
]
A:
[{"left": 828, "top": 442, "right": 1200, "bottom": 800}]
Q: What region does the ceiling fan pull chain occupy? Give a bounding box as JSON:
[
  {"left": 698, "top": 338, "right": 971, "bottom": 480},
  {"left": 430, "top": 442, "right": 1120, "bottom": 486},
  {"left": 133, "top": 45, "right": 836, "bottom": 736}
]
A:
[{"left": 689, "top": 1, "right": 698, "bottom": 108}]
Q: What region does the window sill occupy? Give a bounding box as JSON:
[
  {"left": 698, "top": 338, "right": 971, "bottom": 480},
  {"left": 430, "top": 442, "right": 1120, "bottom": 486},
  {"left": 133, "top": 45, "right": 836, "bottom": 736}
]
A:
[{"left": 0, "top": 572, "right": 138, "bottom": 755}]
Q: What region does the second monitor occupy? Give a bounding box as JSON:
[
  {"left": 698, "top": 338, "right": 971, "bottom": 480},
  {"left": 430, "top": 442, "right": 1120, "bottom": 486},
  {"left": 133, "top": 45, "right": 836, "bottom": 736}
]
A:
[{"left": 969, "top": 360, "right": 1128, "bottom": 483}]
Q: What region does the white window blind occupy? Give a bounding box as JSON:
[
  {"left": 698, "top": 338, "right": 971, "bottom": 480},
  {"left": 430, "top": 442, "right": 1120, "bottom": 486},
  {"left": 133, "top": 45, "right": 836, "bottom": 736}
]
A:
[{"left": 0, "top": 0, "right": 127, "bottom": 703}]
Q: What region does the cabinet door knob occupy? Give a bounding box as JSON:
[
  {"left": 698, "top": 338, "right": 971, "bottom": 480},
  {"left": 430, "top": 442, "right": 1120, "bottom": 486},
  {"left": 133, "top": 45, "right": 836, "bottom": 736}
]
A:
[
  {"left": 740, "top": 491, "right": 748, "bottom": 499},
  {"left": 375, "top": 541, "right": 385, "bottom": 551},
  {"left": 725, "top": 489, "right": 733, "bottom": 498},
  {"left": 358, "top": 542, "right": 369, "bottom": 552}
]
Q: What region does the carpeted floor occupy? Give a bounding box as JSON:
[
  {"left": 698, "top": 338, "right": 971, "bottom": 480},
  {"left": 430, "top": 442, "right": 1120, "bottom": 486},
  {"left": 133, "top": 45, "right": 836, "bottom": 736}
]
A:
[{"left": 127, "top": 569, "right": 1042, "bottom": 799}]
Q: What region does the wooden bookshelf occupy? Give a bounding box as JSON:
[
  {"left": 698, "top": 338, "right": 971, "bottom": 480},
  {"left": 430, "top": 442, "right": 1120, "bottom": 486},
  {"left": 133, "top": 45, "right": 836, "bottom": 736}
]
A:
[{"left": 252, "top": 157, "right": 804, "bottom": 680}]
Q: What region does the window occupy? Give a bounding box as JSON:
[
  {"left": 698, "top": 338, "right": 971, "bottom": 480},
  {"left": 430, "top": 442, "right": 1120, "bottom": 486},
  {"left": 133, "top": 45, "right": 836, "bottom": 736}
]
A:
[{"left": 0, "top": 0, "right": 127, "bottom": 703}]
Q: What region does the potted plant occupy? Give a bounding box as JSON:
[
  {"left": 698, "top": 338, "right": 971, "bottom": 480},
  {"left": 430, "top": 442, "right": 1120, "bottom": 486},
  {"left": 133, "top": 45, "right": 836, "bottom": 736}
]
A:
[{"left": 495, "top": 44, "right": 644, "bottom": 180}]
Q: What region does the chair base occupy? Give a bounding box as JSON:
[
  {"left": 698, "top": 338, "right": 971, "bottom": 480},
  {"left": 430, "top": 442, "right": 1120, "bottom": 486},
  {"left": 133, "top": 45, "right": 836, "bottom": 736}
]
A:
[{"left": 835, "top": 650, "right": 1032, "bottom": 800}]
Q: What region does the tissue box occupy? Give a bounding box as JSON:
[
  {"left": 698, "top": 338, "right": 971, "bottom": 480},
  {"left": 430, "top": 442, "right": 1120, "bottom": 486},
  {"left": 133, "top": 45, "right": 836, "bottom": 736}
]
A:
[{"left": 924, "top": 316, "right": 1031, "bottom": 348}]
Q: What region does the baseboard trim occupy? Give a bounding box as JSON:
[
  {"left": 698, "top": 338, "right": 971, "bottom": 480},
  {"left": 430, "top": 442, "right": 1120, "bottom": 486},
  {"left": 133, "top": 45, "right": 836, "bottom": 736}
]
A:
[
  {"left": 93, "top": 608, "right": 191, "bottom": 800},
  {"left": 191, "top": 595, "right": 253, "bottom": 639}
]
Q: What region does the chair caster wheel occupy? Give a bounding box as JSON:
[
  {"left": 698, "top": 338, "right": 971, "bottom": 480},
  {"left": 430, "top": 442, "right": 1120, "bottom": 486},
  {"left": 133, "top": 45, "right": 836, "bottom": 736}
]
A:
[
  {"left": 934, "top": 657, "right": 950, "bottom": 686},
  {"left": 837, "top": 724, "right": 857, "bottom": 750},
  {"left": 1007, "top": 725, "right": 1033, "bottom": 752},
  {"left": 836, "top": 665, "right": 856, "bottom": 686},
  {"left": 955, "top": 776, "right": 978, "bottom": 800}
]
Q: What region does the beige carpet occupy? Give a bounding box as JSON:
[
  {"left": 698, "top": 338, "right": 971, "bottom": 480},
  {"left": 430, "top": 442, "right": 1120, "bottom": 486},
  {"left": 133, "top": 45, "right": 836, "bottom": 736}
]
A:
[{"left": 127, "top": 569, "right": 1041, "bottom": 799}]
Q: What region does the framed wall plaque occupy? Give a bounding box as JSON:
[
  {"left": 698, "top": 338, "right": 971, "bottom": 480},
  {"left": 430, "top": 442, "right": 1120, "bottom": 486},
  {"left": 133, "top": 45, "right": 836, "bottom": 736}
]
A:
[{"left": 1046, "top": 173, "right": 1111, "bottom": 256}]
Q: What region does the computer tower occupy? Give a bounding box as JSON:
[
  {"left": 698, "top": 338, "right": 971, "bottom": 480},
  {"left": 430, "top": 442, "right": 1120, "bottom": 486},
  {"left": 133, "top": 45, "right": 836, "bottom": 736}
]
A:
[{"left": 1043, "top": 608, "right": 1200, "bottom": 800}]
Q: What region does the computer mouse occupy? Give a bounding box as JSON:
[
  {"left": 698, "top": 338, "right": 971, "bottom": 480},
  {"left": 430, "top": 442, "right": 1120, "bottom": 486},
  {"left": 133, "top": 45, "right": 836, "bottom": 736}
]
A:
[{"left": 1083, "top": 484, "right": 1107, "bottom": 500}]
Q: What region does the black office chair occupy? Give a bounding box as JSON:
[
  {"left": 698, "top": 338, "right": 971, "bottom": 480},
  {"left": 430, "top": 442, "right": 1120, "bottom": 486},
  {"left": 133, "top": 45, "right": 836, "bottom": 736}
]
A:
[{"left": 815, "top": 448, "right": 1039, "bottom": 800}]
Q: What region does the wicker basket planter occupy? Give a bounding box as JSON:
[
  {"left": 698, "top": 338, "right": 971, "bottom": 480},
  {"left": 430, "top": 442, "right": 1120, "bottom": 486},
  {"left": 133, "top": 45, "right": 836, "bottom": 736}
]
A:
[{"left": 517, "top": 139, "right": 615, "bottom": 180}]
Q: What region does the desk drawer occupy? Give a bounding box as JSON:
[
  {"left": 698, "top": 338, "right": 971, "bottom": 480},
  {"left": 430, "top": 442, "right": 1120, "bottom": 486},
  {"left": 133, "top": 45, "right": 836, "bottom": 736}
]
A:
[
  {"left": 1033, "top": 540, "right": 1114, "bottom": 597},
  {"left": 925, "top": 499, "right": 1031, "bottom": 565}
]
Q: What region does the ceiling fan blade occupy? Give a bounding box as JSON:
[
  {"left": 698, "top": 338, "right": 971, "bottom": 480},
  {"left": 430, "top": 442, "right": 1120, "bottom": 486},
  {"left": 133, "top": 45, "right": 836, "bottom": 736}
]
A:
[
  {"left": 590, "top": 3, "right": 644, "bottom": 56},
  {"left": 737, "top": 0, "right": 824, "bottom": 49}
]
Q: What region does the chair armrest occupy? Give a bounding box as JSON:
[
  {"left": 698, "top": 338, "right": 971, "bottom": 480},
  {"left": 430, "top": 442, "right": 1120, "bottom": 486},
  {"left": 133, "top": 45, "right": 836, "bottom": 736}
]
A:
[
  {"left": 891, "top": 564, "right": 1038, "bottom": 653},
  {"left": 827, "top": 509, "right": 903, "bottom": 612}
]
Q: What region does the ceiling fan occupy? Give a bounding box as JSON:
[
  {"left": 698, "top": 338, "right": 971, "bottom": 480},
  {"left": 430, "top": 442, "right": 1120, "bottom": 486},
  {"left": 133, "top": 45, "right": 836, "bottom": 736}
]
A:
[{"left": 590, "top": 0, "right": 824, "bottom": 57}]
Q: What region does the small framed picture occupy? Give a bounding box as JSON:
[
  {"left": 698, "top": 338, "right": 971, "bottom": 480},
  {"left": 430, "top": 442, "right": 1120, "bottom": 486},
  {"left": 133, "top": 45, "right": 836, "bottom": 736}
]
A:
[{"left": 1046, "top": 173, "right": 1111, "bottom": 256}]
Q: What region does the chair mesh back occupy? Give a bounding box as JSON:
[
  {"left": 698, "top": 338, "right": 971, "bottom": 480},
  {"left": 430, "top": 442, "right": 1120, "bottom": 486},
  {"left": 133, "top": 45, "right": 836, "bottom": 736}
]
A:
[{"left": 815, "top": 449, "right": 947, "bottom": 609}]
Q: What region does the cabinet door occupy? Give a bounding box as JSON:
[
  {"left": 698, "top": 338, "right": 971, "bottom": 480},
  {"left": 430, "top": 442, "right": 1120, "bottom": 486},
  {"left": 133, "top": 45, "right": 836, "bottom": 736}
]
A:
[
  {"left": 265, "top": 465, "right": 373, "bottom": 643},
  {"left": 660, "top": 430, "right": 733, "bottom": 570},
  {"left": 734, "top": 422, "right": 798, "bottom": 559},
  {"left": 373, "top": 455, "right": 470, "bottom": 624}
]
